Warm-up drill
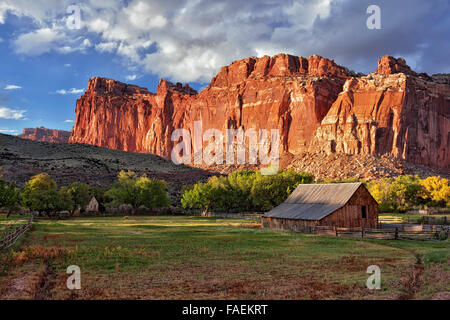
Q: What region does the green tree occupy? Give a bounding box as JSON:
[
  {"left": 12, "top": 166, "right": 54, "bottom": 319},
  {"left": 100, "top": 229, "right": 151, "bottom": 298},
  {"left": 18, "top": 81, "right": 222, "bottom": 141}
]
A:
[
  {"left": 390, "top": 175, "right": 425, "bottom": 210},
  {"left": 89, "top": 186, "right": 111, "bottom": 205},
  {"left": 181, "top": 182, "right": 215, "bottom": 212},
  {"left": 368, "top": 178, "right": 394, "bottom": 212},
  {"left": 250, "top": 170, "right": 313, "bottom": 211},
  {"left": 0, "top": 180, "right": 20, "bottom": 216},
  {"left": 21, "top": 173, "right": 72, "bottom": 215},
  {"left": 181, "top": 170, "right": 314, "bottom": 213},
  {"left": 368, "top": 175, "right": 439, "bottom": 212},
  {"left": 63, "top": 182, "right": 91, "bottom": 213},
  {"left": 106, "top": 171, "right": 170, "bottom": 214},
  {"left": 136, "top": 176, "right": 171, "bottom": 209},
  {"left": 57, "top": 188, "right": 75, "bottom": 212}
]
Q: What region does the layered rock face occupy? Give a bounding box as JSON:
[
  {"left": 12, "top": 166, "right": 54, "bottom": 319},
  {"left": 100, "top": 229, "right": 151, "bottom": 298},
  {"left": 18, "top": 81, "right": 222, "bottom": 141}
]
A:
[
  {"left": 69, "top": 54, "right": 450, "bottom": 170},
  {"left": 70, "top": 54, "right": 349, "bottom": 158},
  {"left": 19, "top": 127, "right": 70, "bottom": 143},
  {"left": 311, "top": 56, "right": 450, "bottom": 169}
]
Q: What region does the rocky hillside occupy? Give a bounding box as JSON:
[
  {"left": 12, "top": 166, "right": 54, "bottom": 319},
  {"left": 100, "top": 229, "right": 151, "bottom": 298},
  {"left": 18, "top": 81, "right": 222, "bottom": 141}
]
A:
[
  {"left": 0, "top": 133, "right": 214, "bottom": 202},
  {"left": 19, "top": 127, "right": 70, "bottom": 144},
  {"left": 69, "top": 53, "right": 449, "bottom": 171}
]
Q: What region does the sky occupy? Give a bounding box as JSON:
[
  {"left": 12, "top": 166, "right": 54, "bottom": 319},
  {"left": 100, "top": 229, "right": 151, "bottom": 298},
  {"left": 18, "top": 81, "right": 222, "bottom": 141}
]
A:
[{"left": 0, "top": 0, "right": 449, "bottom": 135}]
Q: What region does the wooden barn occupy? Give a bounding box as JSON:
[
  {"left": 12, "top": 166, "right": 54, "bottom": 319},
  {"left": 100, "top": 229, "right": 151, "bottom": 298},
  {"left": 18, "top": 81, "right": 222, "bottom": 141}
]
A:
[{"left": 262, "top": 183, "right": 378, "bottom": 231}]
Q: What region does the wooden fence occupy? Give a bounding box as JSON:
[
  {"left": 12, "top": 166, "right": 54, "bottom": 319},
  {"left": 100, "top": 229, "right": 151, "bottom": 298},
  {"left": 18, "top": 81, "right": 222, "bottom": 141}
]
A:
[
  {"left": 379, "top": 215, "right": 449, "bottom": 225},
  {"left": 420, "top": 216, "right": 448, "bottom": 225},
  {"left": 378, "top": 216, "right": 403, "bottom": 224},
  {"left": 407, "top": 208, "right": 450, "bottom": 215},
  {"left": 0, "top": 214, "right": 34, "bottom": 251},
  {"left": 265, "top": 224, "right": 449, "bottom": 241}
]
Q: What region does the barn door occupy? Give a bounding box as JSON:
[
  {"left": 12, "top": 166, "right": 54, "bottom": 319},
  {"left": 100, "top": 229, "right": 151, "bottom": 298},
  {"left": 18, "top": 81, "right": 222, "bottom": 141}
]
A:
[{"left": 361, "top": 205, "right": 367, "bottom": 227}]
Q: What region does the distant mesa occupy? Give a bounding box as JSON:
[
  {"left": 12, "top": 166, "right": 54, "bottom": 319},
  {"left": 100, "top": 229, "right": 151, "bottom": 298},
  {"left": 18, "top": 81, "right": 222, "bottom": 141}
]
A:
[
  {"left": 68, "top": 53, "right": 450, "bottom": 171},
  {"left": 19, "top": 127, "right": 70, "bottom": 144}
]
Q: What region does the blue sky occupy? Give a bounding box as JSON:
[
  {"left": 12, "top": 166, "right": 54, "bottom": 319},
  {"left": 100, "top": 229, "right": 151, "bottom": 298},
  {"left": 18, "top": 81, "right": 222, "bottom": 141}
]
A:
[{"left": 0, "top": 0, "right": 448, "bottom": 135}]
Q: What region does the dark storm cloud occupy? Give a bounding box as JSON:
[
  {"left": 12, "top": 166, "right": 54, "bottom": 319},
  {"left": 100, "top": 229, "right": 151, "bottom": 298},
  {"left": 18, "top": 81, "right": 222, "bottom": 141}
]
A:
[{"left": 288, "top": 0, "right": 450, "bottom": 74}]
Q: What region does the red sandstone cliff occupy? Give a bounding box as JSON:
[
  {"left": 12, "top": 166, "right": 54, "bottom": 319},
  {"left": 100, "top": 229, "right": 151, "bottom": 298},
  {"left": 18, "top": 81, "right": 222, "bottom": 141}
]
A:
[
  {"left": 311, "top": 56, "right": 450, "bottom": 169},
  {"left": 19, "top": 127, "right": 71, "bottom": 144},
  {"left": 69, "top": 54, "right": 450, "bottom": 170}
]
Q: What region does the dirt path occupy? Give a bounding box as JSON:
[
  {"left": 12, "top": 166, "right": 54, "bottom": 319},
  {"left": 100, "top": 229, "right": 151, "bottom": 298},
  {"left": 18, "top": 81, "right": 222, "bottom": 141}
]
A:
[
  {"left": 33, "top": 260, "right": 56, "bottom": 300},
  {"left": 398, "top": 254, "right": 424, "bottom": 299}
]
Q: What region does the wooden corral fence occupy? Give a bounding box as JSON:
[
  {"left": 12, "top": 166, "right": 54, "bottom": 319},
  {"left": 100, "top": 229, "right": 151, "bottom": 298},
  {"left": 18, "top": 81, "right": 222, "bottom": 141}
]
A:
[
  {"left": 264, "top": 223, "right": 449, "bottom": 241},
  {"left": 0, "top": 214, "right": 34, "bottom": 251},
  {"left": 420, "top": 216, "right": 448, "bottom": 225},
  {"left": 379, "top": 215, "right": 449, "bottom": 225},
  {"left": 378, "top": 216, "right": 404, "bottom": 224},
  {"left": 408, "top": 208, "right": 450, "bottom": 215}
]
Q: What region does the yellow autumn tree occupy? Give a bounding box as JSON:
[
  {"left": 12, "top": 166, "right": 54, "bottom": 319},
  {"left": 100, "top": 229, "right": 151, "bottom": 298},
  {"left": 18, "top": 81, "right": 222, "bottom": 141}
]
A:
[{"left": 421, "top": 176, "right": 450, "bottom": 206}]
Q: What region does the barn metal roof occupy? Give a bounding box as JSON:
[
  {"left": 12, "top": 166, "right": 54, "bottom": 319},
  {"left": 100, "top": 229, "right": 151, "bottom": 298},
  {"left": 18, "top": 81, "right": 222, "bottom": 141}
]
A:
[{"left": 263, "top": 183, "right": 363, "bottom": 220}]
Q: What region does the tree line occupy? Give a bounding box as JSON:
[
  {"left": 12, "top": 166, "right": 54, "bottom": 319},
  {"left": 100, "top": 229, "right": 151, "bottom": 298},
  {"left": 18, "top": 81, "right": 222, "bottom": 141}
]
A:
[
  {"left": 181, "top": 172, "right": 449, "bottom": 214},
  {"left": 181, "top": 170, "right": 314, "bottom": 213},
  {"left": 367, "top": 175, "right": 450, "bottom": 212},
  {"left": 0, "top": 167, "right": 170, "bottom": 216},
  {"left": 1, "top": 165, "right": 448, "bottom": 215}
]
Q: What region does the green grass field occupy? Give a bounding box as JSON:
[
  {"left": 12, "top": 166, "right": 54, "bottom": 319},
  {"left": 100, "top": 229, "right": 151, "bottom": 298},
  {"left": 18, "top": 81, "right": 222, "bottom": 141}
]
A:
[{"left": 0, "top": 215, "right": 448, "bottom": 300}]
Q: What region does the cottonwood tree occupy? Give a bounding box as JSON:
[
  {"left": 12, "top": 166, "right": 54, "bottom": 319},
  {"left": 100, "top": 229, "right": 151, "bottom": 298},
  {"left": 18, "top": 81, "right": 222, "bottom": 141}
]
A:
[
  {"left": 107, "top": 171, "right": 170, "bottom": 214},
  {"left": 62, "top": 182, "right": 91, "bottom": 213},
  {"left": 21, "top": 173, "right": 73, "bottom": 215},
  {"left": 181, "top": 170, "right": 313, "bottom": 213},
  {"left": 0, "top": 180, "right": 20, "bottom": 217}
]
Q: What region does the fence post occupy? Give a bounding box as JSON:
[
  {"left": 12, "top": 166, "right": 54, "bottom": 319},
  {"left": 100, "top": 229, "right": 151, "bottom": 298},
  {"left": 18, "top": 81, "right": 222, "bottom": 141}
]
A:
[
  {"left": 0, "top": 214, "right": 33, "bottom": 251},
  {"left": 361, "top": 227, "right": 365, "bottom": 238},
  {"left": 335, "top": 226, "right": 338, "bottom": 237},
  {"left": 395, "top": 227, "right": 399, "bottom": 240}
]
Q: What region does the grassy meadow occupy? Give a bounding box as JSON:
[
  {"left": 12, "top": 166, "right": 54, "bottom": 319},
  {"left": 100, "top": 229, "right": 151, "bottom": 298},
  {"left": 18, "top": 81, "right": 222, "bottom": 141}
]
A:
[{"left": 0, "top": 215, "right": 449, "bottom": 300}]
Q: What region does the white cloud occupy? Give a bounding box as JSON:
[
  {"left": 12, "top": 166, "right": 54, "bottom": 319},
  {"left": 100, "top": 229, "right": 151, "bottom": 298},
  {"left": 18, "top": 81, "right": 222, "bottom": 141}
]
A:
[
  {"left": 13, "top": 27, "right": 63, "bottom": 55},
  {"left": 123, "top": 1, "right": 167, "bottom": 30},
  {"left": 55, "top": 88, "right": 84, "bottom": 95},
  {"left": 126, "top": 75, "right": 137, "bottom": 81},
  {"left": 14, "top": 22, "right": 93, "bottom": 55},
  {"left": 0, "top": 128, "right": 18, "bottom": 133},
  {"left": 95, "top": 41, "right": 118, "bottom": 53},
  {"left": 5, "top": 0, "right": 334, "bottom": 81},
  {"left": 4, "top": 84, "right": 22, "bottom": 90},
  {"left": 64, "top": 63, "right": 71, "bottom": 67},
  {"left": 3, "top": 0, "right": 448, "bottom": 81},
  {"left": 0, "top": 107, "right": 26, "bottom": 120},
  {"left": 88, "top": 18, "right": 110, "bottom": 33},
  {"left": 64, "top": 119, "right": 74, "bottom": 123}
]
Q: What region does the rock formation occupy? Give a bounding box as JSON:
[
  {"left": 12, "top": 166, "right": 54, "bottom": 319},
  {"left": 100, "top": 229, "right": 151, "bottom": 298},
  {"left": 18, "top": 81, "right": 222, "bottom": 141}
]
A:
[
  {"left": 69, "top": 54, "right": 450, "bottom": 170},
  {"left": 310, "top": 56, "right": 450, "bottom": 169},
  {"left": 19, "top": 127, "right": 71, "bottom": 144}
]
